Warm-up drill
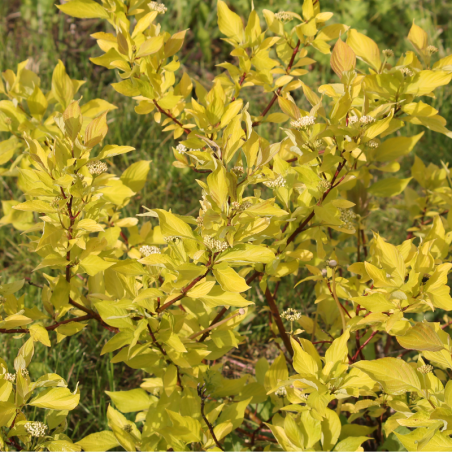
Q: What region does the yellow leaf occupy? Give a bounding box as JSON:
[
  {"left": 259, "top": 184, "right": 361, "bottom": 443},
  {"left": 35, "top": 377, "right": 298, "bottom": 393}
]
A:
[
  {"left": 29, "top": 387, "right": 80, "bottom": 410},
  {"left": 29, "top": 324, "right": 51, "bottom": 347},
  {"left": 407, "top": 21, "right": 428, "bottom": 53},
  {"left": 84, "top": 112, "right": 108, "bottom": 148},
  {"left": 105, "top": 389, "right": 152, "bottom": 413},
  {"left": 368, "top": 177, "right": 412, "bottom": 197},
  {"left": 375, "top": 132, "right": 424, "bottom": 162},
  {"left": 136, "top": 35, "right": 165, "bottom": 58},
  {"left": 217, "top": 0, "right": 244, "bottom": 43},
  {"left": 346, "top": 29, "right": 381, "bottom": 71},
  {"left": 330, "top": 38, "right": 356, "bottom": 78},
  {"left": 396, "top": 323, "right": 444, "bottom": 352},
  {"left": 353, "top": 358, "right": 421, "bottom": 395},
  {"left": 164, "top": 30, "right": 188, "bottom": 58},
  {"left": 76, "top": 431, "right": 119, "bottom": 452},
  {"left": 57, "top": 0, "right": 108, "bottom": 19},
  {"left": 213, "top": 263, "right": 250, "bottom": 293}
]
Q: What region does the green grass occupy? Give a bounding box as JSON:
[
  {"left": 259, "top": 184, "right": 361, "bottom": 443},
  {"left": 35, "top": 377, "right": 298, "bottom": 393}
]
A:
[{"left": 1, "top": 0, "right": 452, "bottom": 441}]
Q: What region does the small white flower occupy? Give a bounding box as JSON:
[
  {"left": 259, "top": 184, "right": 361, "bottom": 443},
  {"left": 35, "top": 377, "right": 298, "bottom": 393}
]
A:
[
  {"left": 417, "top": 364, "right": 434, "bottom": 375},
  {"left": 382, "top": 49, "right": 394, "bottom": 58},
  {"left": 140, "top": 245, "right": 161, "bottom": 256},
  {"left": 290, "top": 116, "right": 316, "bottom": 129},
  {"left": 164, "top": 236, "right": 180, "bottom": 244},
  {"left": 176, "top": 143, "right": 187, "bottom": 154},
  {"left": 275, "top": 386, "right": 287, "bottom": 398},
  {"left": 359, "top": 115, "right": 376, "bottom": 125},
  {"left": 344, "top": 135, "right": 352, "bottom": 142},
  {"left": 87, "top": 161, "right": 108, "bottom": 176},
  {"left": 275, "top": 11, "right": 293, "bottom": 22},
  {"left": 264, "top": 175, "right": 286, "bottom": 188},
  {"left": 203, "top": 235, "right": 230, "bottom": 252},
  {"left": 427, "top": 45, "right": 438, "bottom": 55},
  {"left": 348, "top": 115, "right": 358, "bottom": 126},
  {"left": 317, "top": 179, "right": 331, "bottom": 193},
  {"left": 4, "top": 373, "right": 15, "bottom": 382},
  {"left": 25, "top": 421, "right": 48, "bottom": 438},
  {"left": 400, "top": 67, "right": 414, "bottom": 77},
  {"left": 21, "top": 368, "right": 29, "bottom": 377},
  {"left": 231, "top": 166, "right": 244, "bottom": 176},
  {"left": 366, "top": 140, "right": 379, "bottom": 148},
  {"left": 339, "top": 208, "right": 356, "bottom": 232},
  {"left": 281, "top": 308, "right": 302, "bottom": 322},
  {"left": 149, "top": 1, "right": 167, "bottom": 14}
]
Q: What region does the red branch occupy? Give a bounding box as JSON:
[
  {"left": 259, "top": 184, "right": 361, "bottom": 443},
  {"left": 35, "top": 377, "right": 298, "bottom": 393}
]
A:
[
  {"left": 153, "top": 100, "right": 191, "bottom": 134},
  {"left": 252, "top": 40, "right": 301, "bottom": 127}
]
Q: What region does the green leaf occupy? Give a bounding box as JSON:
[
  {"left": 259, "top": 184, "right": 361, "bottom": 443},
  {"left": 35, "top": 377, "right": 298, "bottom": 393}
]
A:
[
  {"left": 28, "top": 387, "right": 80, "bottom": 410},
  {"left": 216, "top": 244, "right": 275, "bottom": 264},
  {"left": 105, "top": 389, "right": 152, "bottom": 413},
  {"left": 396, "top": 322, "right": 444, "bottom": 352},
  {"left": 368, "top": 177, "right": 412, "bottom": 197},
  {"left": 217, "top": 0, "right": 244, "bottom": 42},
  {"left": 57, "top": 0, "right": 109, "bottom": 19},
  {"left": 76, "top": 431, "right": 119, "bottom": 452},
  {"left": 353, "top": 357, "right": 421, "bottom": 395}
]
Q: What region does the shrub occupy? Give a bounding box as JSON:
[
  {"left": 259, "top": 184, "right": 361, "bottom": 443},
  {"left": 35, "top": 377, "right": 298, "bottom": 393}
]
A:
[{"left": 2, "top": 0, "right": 452, "bottom": 451}]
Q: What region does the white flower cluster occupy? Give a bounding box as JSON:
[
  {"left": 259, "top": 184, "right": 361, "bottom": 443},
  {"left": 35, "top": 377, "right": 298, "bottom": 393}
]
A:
[
  {"left": 275, "top": 11, "right": 293, "bottom": 22},
  {"left": 203, "top": 235, "right": 230, "bottom": 252},
  {"left": 139, "top": 245, "right": 161, "bottom": 256},
  {"left": 232, "top": 201, "right": 252, "bottom": 212},
  {"left": 348, "top": 115, "right": 358, "bottom": 126},
  {"left": 400, "top": 67, "right": 414, "bottom": 77},
  {"left": 281, "top": 308, "right": 302, "bottom": 322},
  {"left": 87, "top": 161, "right": 108, "bottom": 175},
  {"left": 339, "top": 208, "right": 356, "bottom": 231},
  {"left": 51, "top": 196, "right": 64, "bottom": 208},
  {"left": 366, "top": 140, "right": 379, "bottom": 149},
  {"left": 164, "top": 236, "right": 180, "bottom": 244},
  {"left": 417, "top": 364, "right": 433, "bottom": 375},
  {"left": 427, "top": 45, "right": 438, "bottom": 55},
  {"left": 231, "top": 166, "right": 244, "bottom": 176},
  {"left": 382, "top": 49, "right": 394, "bottom": 58},
  {"left": 275, "top": 386, "right": 287, "bottom": 398},
  {"left": 4, "top": 372, "right": 15, "bottom": 382},
  {"left": 25, "top": 421, "right": 48, "bottom": 438},
  {"left": 21, "top": 368, "right": 29, "bottom": 377},
  {"left": 149, "top": 1, "right": 167, "bottom": 14},
  {"left": 359, "top": 115, "right": 376, "bottom": 125},
  {"left": 176, "top": 143, "right": 187, "bottom": 154},
  {"left": 290, "top": 116, "right": 316, "bottom": 129},
  {"left": 317, "top": 179, "right": 331, "bottom": 193},
  {"left": 264, "top": 175, "right": 286, "bottom": 188}
]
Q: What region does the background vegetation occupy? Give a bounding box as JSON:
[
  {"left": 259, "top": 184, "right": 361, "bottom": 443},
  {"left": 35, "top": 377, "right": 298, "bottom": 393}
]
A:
[{"left": 1, "top": 0, "right": 452, "bottom": 443}]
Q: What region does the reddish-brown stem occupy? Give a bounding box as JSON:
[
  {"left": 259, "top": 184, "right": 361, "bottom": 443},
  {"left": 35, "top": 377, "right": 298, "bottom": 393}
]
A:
[
  {"left": 231, "top": 72, "right": 247, "bottom": 101},
  {"left": 199, "top": 307, "right": 228, "bottom": 342},
  {"left": 350, "top": 330, "right": 378, "bottom": 362},
  {"left": 361, "top": 229, "right": 368, "bottom": 259},
  {"left": 198, "top": 386, "right": 224, "bottom": 450},
  {"left": 325, "top": 280, "right": 352, "bottom": 318},
  {"left": 0, "top": 314, "right": 92, "bottom": 334},
  {"left": 264, "top": 288, "right": 293, "bottom": 356},
  {"left": 153, "top": 100, "right": 191, "bottom": 134},
  {"left": 286, "top": 159, "right": 346, "bottom": 245},
  {"left": 157, "top": 269, "right": 210, "bottom": 313},
  {"left": 25, "top": 277, "right": 43, "bottom": 289},
  {"left": 252, "top": 40, "right": 301, "bottom": 127}
]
